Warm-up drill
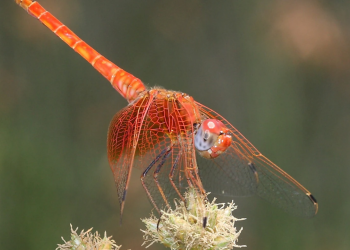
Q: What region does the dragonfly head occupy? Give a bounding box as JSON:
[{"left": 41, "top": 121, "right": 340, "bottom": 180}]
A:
[{"left": 194, "top": 119, "right": 232, "bottom": 159}]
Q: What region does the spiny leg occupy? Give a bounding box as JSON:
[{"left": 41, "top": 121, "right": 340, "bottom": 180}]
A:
[
  {"left": 193, "top": 169, "right": 206, "bottom": 195},
  {"left": 186, "top": 165, "right": 206, "bottom": 197},
  {"left": 140, "top": 147, "right": 169, "bottom": 213},
  {"left": 168, "top": 150, "right": 204, "bottom": 210},
  {"left": 168, "top": 151, "right": 186, "bottom": 203},
  {"left": 203, "top": 217, "right": 208, "bottom": 228},
  {"left": 152, "top": 147, "right": 173, "bottom": 209},
  {"left": 157, "top": 215, "right": 162, "bottom": 231},
  {"left": 180, "top": 143, "right": 205, "bottom": 195}
]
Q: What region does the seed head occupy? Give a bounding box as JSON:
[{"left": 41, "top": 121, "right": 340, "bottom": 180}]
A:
[
  {"left": 56, "top": 224, "right": 121, "bottom": 250},
  {"left": 141, "top": 188, "right": 246, "bottom": 250}
]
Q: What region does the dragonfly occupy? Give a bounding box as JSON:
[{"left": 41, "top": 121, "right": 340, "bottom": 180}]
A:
[{"left": 16, "top": 0, "right": 318, "bottom": 217}]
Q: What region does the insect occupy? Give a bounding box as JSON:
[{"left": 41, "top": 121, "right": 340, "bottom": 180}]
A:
[{"left": 16, "top": 0, "right": 318, "bottom": 217}]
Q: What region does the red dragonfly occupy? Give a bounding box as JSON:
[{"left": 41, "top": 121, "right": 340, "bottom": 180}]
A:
[{"left": 16, "top": 0, "right": 318, "bottom": 217}]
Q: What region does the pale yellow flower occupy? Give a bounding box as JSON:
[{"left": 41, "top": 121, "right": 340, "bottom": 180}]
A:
[{"left": 141, "top": 188, "right": 246, "bottom": 250}]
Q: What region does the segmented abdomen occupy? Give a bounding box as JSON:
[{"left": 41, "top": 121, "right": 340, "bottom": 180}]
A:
[{"left": 16, "top": 0, "right": 146, "bottom": 102}]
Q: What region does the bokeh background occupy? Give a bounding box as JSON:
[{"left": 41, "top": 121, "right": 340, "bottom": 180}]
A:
[{"left": 1, "top": 0, "right": 350, "bottom": 249}]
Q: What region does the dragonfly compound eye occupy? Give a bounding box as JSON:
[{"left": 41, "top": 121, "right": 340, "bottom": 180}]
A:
[
  {"left": 195, "top": 119, "right": 232, "bottom": 159},
  {"left": 194, "top": 124, "right": 217, "bottom": 151},
  {"left": 203, "top": 130, "right": 210, "bottom": 141}
]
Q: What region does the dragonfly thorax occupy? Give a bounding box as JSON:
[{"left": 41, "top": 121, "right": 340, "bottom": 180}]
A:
[{"left": 146, "top": 89, "right": 202, "bottom": 136}]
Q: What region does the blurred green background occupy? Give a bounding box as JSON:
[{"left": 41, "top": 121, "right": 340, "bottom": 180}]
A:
[{"left": 1, "top": 0, "right": 350, "bottom": 249}]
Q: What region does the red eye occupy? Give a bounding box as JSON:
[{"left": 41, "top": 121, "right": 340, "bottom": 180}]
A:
[{"left": 202, "top": 119, "right": 227, "bottom": 135}]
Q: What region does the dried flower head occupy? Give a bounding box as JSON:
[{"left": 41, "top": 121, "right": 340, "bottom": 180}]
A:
[
  {"left": 56, "top": 224, "right": 121, "bottom": 250},
  {"left": 141, "top": 188, "right": 246, "bottom": 250}
]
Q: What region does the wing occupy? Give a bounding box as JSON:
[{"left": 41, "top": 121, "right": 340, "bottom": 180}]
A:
[
  {"left": 107, "top": 93, "right": 154, "bottom": 214},
  {"left": 195, "top": 102, "right": 318, "bottom": 217},
  {"left": 131, "top": 90, "right": 202, "bottom": 213}
]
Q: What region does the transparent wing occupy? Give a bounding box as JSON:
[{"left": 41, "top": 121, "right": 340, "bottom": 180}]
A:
[
  {"left": 196, "top": 145, "right": 258, "bottom": 197},
  {"left": 196, "top": 102, "right": 318, "bottom": 217},
  {"left": 107, "top": 94, "right": 153, "bottom": 210}
]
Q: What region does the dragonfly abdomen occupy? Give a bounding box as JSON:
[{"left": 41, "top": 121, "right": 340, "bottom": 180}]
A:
[{"left": 16, "top": 0, "right": 146, "bottom": 102}]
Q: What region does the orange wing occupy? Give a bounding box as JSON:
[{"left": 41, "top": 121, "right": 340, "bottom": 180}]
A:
[
  {"left": 107, "top": 93, "right": 155, "bottom": 215},
  {"left": 195, "top": 102, "right": 318, "bottom": 217},
  {"left": 108, "top": 89, "right": 203, "bottom": 214},
  {"left": 135, "top": 91, "right": 202, "bottom": 212}
]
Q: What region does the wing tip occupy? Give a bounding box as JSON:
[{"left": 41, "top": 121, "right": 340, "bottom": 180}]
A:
[{"left": 306, "top": 192, "right": 318, "bottom": 216}]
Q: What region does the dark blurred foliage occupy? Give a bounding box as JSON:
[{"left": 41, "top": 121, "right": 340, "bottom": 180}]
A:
[{"left": 1, "top": 0, "right": 350, "bottom": 249}]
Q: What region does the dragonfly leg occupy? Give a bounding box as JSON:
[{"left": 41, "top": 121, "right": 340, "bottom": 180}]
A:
[
  {"left": 202, "top": 217, "right": 207, "bottom": 228},
  {"left": 140, "top": 148, "right": 168, "bottom": 214},
  {"left": 186, "top": 166, "right": 206, "bottom": 196},
  {"left": 153, "top": 147, "right": 173, "bottom": 209},
  {"left": 157, "top": 214, "right": 163, "bottom": 231},
  {"left": 168, "top": 151, "right": 186, "bottom": 203},
  {"left": 193, "top": 166, "right": 206, "bottom": 195}
]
